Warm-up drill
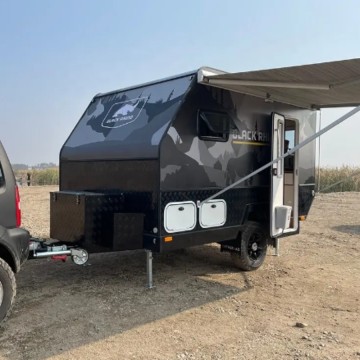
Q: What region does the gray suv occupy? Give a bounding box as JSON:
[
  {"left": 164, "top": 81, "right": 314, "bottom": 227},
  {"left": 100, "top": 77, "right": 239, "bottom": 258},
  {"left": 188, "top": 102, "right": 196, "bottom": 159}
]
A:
[{"left": 0, "top": 141, "right": 30, "bottom": 322}]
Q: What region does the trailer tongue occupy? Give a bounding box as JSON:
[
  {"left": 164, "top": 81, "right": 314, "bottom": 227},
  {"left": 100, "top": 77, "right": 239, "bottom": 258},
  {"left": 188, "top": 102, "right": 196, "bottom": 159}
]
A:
[
  {"left": 30, "top": 58, "right": 360, "bottom": 288},
  {"left": 29, "top": 240, "right": 89, "bottom": 265}
]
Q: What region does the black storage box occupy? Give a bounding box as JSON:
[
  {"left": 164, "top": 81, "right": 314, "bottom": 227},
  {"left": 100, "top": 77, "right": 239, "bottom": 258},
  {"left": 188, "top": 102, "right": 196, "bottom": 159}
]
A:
[{"left": 50, "top": 191, "right": 128, "bottom": 252}]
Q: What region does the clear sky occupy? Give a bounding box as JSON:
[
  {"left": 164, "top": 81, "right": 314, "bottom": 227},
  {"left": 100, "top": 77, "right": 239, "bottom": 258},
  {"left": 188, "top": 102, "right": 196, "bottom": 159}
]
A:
[{"left": 1, "top": 0, "right": 360, "bottom": 167}]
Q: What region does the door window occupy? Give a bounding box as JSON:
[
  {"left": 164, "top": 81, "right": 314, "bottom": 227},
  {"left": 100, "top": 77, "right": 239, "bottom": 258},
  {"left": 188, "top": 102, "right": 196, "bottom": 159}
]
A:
[
  {"left": 285, "top": 126, "right": 296, "bottom": 171},
  {"left": 0, "top": 164, "right": 5, "bottom": 187}
]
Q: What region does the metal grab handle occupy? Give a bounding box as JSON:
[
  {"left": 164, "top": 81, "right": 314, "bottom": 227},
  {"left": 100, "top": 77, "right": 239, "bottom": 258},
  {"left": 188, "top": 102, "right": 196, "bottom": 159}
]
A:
[{"left": 277, "top": 123, "right": 284, "bottom": 177}]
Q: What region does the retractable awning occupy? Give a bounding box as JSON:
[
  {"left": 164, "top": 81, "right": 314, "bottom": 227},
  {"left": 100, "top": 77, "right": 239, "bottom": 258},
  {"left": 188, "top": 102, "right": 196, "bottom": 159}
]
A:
[{"left": 198, "top": 58, "right": 360, "bottom": 109}]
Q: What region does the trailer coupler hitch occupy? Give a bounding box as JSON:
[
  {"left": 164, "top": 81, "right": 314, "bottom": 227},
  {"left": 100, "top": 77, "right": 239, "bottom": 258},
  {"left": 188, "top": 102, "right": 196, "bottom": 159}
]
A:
[{"left": 29, "top": 239, "right": 89, "bottom": 265}]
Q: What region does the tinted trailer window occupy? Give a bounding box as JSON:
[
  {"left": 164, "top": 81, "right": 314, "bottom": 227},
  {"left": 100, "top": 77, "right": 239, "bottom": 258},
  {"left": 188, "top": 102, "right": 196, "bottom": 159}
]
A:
[{"left": 197, "top": 110, "right": 230, "bottom": 142}]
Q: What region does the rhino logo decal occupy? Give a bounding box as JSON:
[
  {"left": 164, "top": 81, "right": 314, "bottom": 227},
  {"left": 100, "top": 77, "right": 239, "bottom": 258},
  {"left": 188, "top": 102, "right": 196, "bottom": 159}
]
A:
[{"left": 102, "top": 97, "right": 148, "bottom": 129}]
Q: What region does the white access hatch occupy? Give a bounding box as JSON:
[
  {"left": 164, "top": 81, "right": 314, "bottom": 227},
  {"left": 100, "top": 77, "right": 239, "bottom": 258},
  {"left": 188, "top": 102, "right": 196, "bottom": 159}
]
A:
[
  {"left": 164, "top": 201, "right": 197, "bottom": 233},
  {"left": 275, "top": 205, "right": 292, "bottom": 230},
  {"left": 199, "top": 200, "right": 227, "bottom": 228}
]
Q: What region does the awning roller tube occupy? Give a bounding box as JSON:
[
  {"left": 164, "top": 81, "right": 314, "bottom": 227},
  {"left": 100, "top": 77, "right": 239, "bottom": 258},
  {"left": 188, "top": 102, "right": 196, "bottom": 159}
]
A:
[{"left": 204, "top": 78, "right": 330, "bottom": 90}]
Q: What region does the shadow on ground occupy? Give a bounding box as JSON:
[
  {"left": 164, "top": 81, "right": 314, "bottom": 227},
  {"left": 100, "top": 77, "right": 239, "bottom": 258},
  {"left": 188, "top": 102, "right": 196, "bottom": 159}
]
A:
[
  {"left": 0, "top": 245, "right": 252, "bottom": 360},
  {"left": 333, "top": 225, "right": 360, "bottom": 235}
]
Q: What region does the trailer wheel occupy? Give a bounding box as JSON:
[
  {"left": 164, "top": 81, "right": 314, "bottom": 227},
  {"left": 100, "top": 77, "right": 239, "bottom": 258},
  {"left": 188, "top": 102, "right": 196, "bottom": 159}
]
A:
[
  {"left": 231, "top": 221, "right": 268, "bottom": 271},
  {"left": 0, "top": 258, "right": 16, "bottom": 324}
]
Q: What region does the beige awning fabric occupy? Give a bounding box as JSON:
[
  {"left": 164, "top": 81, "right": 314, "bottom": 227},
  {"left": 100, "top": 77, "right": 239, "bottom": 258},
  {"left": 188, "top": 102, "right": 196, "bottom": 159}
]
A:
[{"left": 198, "top": 58, "right": 360, "bottom": 109}]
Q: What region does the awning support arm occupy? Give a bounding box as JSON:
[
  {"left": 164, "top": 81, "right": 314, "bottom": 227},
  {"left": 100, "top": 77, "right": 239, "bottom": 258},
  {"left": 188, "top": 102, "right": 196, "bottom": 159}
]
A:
[{"left": 200, "top": 106, "right": 360, "bottom": 205}]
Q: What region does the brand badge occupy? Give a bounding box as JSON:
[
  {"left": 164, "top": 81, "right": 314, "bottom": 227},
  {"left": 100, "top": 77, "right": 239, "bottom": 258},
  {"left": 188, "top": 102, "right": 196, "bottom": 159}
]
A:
[{"left": 101, "top": 97, "right": 147, "bottom": 129}]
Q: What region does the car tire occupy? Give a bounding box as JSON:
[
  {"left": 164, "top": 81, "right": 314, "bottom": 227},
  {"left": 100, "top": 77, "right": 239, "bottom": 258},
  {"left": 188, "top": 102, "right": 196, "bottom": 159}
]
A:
[
  {"left": 231, "top": 221, "right": 269, "bottom": 271},
  {"left": 0, "top": 258, "right": 16, "bottom": 324}
]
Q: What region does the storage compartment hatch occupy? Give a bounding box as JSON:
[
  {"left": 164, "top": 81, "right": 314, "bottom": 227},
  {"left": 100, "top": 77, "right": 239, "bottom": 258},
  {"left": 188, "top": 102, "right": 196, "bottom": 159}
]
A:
[
  {"left": 199, "top": 200, "right": 227, "bottom": 228},
  {"left": 164, "top": 201, "right": 196, "bottom": 233}
]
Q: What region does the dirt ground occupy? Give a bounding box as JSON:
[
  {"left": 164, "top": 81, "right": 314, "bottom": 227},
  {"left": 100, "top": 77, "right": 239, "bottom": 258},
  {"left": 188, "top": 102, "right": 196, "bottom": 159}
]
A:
[{"left": 0, "top": 186, "right": 359, "bottom": 360}]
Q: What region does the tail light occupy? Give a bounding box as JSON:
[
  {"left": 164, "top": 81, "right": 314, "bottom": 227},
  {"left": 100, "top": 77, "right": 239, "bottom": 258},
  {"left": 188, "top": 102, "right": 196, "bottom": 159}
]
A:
[{"left": 15, "top": 185, "right": 21, "bottom": 227}]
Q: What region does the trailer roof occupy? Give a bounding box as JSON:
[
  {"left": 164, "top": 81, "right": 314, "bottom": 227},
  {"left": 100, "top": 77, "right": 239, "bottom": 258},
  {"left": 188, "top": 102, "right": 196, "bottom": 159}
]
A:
[
  {"left": 94, "top": 70, "right": 196, "bottom": 99},
  {"left": 198, "top": 58, "right": 360, "bottom": 109}
]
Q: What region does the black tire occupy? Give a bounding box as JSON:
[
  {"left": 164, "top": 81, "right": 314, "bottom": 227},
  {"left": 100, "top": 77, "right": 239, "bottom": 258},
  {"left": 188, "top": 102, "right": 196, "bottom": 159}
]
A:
[
  {"left": 0, "top": 258, "right": 16, "bottom": 324},
  {"left": 231, "top": 221, "right": 269, "bottom": 271}
]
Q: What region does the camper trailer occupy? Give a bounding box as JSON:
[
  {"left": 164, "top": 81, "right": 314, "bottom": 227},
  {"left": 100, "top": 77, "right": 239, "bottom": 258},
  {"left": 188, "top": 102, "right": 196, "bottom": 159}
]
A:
[
  {"left": 43, "top": 66, "right": 317, "bottom": 279},
  {"left": 28, "top": 58, "right": 360, "bottom": 286}
]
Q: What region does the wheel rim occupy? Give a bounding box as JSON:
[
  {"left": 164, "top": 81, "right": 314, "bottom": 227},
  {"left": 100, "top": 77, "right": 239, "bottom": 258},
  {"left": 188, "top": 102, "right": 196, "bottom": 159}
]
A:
[
  {"left": 0, "top": 280, "right": 3, "bottom": 307},
  {"left": 247, "top": 233, "right": 265, "bottom": 261}
]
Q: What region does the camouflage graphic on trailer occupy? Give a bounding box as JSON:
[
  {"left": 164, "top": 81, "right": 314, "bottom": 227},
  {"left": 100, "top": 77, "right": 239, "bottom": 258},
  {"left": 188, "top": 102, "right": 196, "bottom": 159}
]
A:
[{"left": 161, "top": 84, "right": 316, "bottom": 190}]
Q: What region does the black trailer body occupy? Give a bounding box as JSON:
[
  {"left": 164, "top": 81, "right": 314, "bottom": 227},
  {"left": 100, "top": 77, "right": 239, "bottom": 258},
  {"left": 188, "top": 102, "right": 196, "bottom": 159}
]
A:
[{"left": 50, "top": 68, "right": 316, "bottom": 264}]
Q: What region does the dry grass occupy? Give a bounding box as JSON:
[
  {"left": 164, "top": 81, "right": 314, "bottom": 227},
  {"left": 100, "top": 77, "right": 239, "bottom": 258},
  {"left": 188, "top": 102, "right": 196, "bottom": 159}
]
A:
[
  {"left": 317, "top": 166, "right": 360, "bottom": 193},
  {"left": 14, "top": 168, "right": 59, "bottom": 186}
]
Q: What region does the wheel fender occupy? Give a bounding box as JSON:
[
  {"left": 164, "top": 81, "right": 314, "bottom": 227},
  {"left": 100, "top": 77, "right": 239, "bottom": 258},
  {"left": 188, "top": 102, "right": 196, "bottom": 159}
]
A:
[
  {"left": 241, "top": 203, "right": 269, "bottom": 225},
  {"left": 0, "top": 227, "right": 20, "bottom": 273}
]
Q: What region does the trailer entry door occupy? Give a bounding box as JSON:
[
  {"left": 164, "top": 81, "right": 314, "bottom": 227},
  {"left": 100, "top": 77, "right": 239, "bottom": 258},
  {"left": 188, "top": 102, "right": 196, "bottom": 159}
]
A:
[
  {"left": 271, "top": 113, "right": 299, "bottom": 237},
  {"left": 271, "top": 113, "right": 285, "bottom": 237}
]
